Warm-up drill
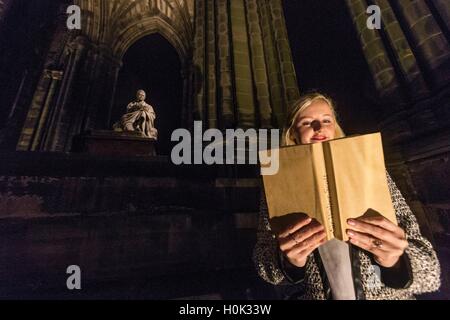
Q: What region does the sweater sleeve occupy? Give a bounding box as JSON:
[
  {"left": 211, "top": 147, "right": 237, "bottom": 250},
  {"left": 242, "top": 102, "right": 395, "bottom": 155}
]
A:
[
  {"left": 252, "top": 193, "right": 286, "bottom": 285},
  {"left": 376, "top": 173, "right": 441, "bottom": 296}
]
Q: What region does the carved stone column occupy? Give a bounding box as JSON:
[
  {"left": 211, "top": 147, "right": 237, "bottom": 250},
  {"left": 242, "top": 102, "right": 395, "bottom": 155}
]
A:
[
  {"left": 258, "top": 0, "right": 285, "bottom": 129},
  {"left": 205, "top": 0, "right": 217, "bottom": 128},
  {"left": 191, "top": 0, "right": 300, "bottom": 129},
  {"left": 345, "top": 0, "right": 403, "bottom": 101},
  {"left": 390, "top": 0, "right": 450, "bottom": 88},
  {"left": 14, "top": 1, "right": 74, "bottom": 152},
  {"left": 247, "top": 0, "right": 272, "bottom": 128},
  {"left": 74, "top": 47, "right": 122, "bottom": 134},
  {"left": 16, "top": 69, "right": 63, "bottom": 151},
  {"left": 43, "top": 36, "right": 88, "bottom": 151},
  {"left": 192, "top": 0, "right": 206, "bottom": 121},
  {"left": 229, "top": 0, "right": 257, "bottom": 128},
  {"left": 373, "top": 0, "right": 429, "bottom": 98},
  {"left": 429, "top": 0, "right": 450, "bottom": 36},
  {"left": 216, "top": 0, "right": 235, "bottom": 129},
  {"left": 31, "top": 70, "right": 64, "bottom": 151},
  {"left": 268, "top": 0, "right": 300, "bottom": 107}
]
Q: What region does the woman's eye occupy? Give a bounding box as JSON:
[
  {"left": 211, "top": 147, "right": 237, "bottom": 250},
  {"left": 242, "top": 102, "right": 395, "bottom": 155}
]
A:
[
  {"left": 301, "top": 122, "right": 311, "bottom": 126},
  {"left": 323, "top": 119, "right": 332, "bottom": 124}
]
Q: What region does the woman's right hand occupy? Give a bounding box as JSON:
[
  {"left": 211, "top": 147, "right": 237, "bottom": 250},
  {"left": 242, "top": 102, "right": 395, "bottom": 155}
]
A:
[{"left": 277, "top": 215, "right": 327, "bottom": 268}]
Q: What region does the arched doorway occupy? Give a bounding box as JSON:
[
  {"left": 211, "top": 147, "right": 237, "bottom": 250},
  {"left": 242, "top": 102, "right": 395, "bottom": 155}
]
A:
[{"left": 112, "top": 34, "right": 183, "bottom": 155}]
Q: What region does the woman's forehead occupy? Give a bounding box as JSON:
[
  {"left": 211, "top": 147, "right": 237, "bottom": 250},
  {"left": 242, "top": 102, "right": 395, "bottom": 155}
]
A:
[{"left": 299, "top": 100, "right": 332, "bottom": 117}]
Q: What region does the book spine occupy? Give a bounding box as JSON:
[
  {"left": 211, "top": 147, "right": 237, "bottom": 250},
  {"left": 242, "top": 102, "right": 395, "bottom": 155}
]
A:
[
  {"left": 311, "top": 143, "right": 334, "bottom": 240},
  {"left": 323, "top": 142, "right": 343, "bottom": 240},
  {"left": 322, "top": 173, "right": 335, "bottom": 236}
]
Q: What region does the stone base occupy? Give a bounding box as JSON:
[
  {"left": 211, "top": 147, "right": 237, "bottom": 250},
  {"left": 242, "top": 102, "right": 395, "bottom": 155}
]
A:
[{"left": 71, "top": 130, "right": 157, "bottom": 156}]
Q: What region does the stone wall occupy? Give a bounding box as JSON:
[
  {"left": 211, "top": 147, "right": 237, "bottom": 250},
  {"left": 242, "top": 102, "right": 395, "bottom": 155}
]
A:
[{"left": 0, "top": 152, "right": 276, "bottom": 299}]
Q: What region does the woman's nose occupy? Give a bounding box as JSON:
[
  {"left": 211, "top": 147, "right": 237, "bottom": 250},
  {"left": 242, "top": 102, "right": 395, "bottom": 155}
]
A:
[{"left": 311, "top": 120, "right": 321, "bottom": 131}]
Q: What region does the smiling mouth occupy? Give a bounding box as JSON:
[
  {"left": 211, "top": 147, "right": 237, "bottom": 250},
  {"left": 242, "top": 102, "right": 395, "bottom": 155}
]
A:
[{"left": 311, "top": 136, "right": 327, "bottom": 141}]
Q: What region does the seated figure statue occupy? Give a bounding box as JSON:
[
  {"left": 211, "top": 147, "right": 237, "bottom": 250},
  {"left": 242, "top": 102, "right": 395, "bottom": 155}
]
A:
[{"left": 113, "top": 89, "right": 158, "bottom": 139}]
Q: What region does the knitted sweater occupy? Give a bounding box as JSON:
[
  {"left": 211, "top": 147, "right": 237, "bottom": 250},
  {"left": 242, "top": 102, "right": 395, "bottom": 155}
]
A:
[{"left": 253, "top": 173, "right": 441, "bottom": 299}]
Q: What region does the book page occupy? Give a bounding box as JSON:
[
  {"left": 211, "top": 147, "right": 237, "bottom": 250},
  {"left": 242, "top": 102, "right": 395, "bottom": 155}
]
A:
[
  {"left": 326, "top": 133, "right": 397, "bottom": 241},
  {"left": 260, "top": 144, "right": 331, "bottom": 237}
]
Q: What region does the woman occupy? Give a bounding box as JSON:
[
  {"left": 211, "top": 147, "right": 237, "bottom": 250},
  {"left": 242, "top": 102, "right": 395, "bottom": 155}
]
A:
[{"left": 253, "top": 92, "right": 441, "bottom": 299}]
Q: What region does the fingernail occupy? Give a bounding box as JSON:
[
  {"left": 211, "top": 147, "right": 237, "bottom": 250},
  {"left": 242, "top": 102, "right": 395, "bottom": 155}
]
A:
[
  {"left": 347, "top": 219, "right": 356, "bottom": 226},
  {"left": 347, "top": 230, "right": 355, "bottom": 236},
  {"left": 307, "top": 218, "right": 312, "bottom": 223}
]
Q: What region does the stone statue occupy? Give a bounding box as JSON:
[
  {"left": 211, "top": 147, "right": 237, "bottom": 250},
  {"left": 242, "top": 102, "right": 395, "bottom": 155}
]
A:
[{"left": 113, "top": 90, "right": 158, "bottom": 139}]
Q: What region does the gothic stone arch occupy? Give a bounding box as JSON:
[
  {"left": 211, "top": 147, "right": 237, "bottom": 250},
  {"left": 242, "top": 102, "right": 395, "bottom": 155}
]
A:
[
  {"left": 77, "top": 0, "right": 194, "bottom": 63},
  {"left": 16, "top": 0, "right": 195, "bottom": 152}
]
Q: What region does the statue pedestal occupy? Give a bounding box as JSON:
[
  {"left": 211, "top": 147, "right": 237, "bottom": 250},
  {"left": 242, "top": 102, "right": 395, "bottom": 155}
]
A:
[{"left": 72, "top": 130, "right": 157, "bottom": 156}]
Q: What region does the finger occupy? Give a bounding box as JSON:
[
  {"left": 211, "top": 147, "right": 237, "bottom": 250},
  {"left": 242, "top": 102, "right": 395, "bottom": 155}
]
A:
[
  {"left": 292, "top": 223, "right": 325, "bottom": 243},
  {"left": 279, "top": 223, "right": 324, "bottom": 251},
  {"left": 347, "top": 237, "right": 386, "bottom": 258},
  {"left": 346, "top": 229, "right": 394, "bottom": 252},
  {"left": 347, "top": 219, "right": 400, "bottom": 245},
  {"left": 355, "top": 216, "right": 404, "bottom": 237},
  {"left": 279, "top": 217, "right": 313, "bottom": 238},
  {"left": 348, "top": 229, "right": 409, "bottom": 258},
  {"left": 305, "top": 236, "right": 327, "bottom": 254},
  {"left": 288, "top": 230, "right": 327, "bottom": 256},
  {"left": 279, "top": 235, "right": 295, "bottom": 251},
  {"left": 292, "top": 237, "right": 327, "bottom": 263}
]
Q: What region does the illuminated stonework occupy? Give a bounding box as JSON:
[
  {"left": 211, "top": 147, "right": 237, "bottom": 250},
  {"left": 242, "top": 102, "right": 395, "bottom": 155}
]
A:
[
  {"left": 75, "top": 0, "right": 194, "bottom": 61},
  {"left": 14, "top": 0, "right": 299, "bottom": 152}
]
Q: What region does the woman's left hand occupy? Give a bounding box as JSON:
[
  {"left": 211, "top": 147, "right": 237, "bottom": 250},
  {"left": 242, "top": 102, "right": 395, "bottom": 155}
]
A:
[{"left": 346, "top": 216, "right": 408, "bottom": 268}]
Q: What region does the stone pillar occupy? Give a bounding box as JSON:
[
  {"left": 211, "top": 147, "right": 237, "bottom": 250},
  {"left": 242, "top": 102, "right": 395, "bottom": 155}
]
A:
[
  {"left": 258, "top": 0, "right": 285, "bottom": 128},
  {"left": 192, "top": 0, "right": 206, "bottom": 121},
  {"left": 345, "top": 0, "right": 403, "bottom": 100},
  {"left": 13, "top": 3, "right": 72, "bottom": 152},
  {"left": 246, "top": 0, "right": 272, "bottom": 128},
  {"left": 230, "top": 0, "right": 256, "bottom": 128},
  {"left": 30, "top": 70, "right": 64, "bottom": 151},
  {"left": 205, "top": 0, "right": 217, "bottom": 128},
  {"left": 391, "top": 0, "right": 450, "bottom": 88},
  {"left": 43, "top": 36, "right": 87, "bottom": 151},
  {"left": 268, "top": 0, "right": 300, "bottom": 107},
  {"left": 429, "top": 0, "right": 450, "bottom": 35},
  {"left": 191, "top": 0, "right": 300, "bottom": 130},
  {"left": 67, "top": 48, "right": 103, "bottom": 140},
  {"left": 373, "top": 0, "right": 429, "bottom": 97},
  {"left": 16, "top": 69, "right": 63, "bottom": 151},
  {"left": 216, "top": 0, "right": 235, "bottom": 129},
  {"left": 60, "top": 43, "right": 123, "bottom": 140}
]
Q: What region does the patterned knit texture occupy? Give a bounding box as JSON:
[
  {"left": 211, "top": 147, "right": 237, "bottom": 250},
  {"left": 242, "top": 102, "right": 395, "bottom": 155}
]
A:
[{"left": 253, "top": 173, "right": 441, "bottom": 300}]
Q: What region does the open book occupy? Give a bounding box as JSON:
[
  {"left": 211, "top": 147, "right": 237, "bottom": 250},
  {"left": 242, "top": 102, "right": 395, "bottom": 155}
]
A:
[{"left": 259, "top": 132, "right": 397, "bottom": 241}]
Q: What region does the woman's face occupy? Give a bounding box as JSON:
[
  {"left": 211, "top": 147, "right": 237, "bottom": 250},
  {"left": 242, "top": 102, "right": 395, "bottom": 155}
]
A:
[{"left": 295, "top": 100, "right": 336, "bottom": 144}]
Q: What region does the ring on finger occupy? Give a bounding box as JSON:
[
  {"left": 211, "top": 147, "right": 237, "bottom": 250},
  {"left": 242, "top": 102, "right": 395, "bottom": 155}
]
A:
[{"left": 372, "top": 238, "right": 383, "bottom": 249}]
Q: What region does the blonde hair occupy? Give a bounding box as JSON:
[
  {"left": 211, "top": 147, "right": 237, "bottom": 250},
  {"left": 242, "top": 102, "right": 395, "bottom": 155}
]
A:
[{"left": 283, "top": 92, "right": 345, "bottom": 146}]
